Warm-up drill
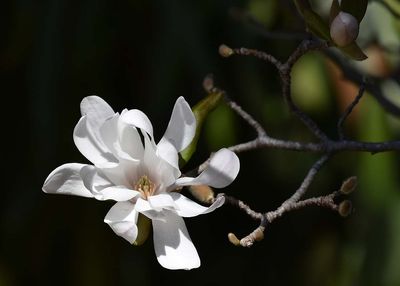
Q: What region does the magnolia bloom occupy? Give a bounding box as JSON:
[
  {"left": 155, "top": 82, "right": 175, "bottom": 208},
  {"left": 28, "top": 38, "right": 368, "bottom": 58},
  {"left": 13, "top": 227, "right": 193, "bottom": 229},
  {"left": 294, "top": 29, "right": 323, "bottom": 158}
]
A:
[{"left": 43, "top": 96, "right": 240, "bottom": 270}]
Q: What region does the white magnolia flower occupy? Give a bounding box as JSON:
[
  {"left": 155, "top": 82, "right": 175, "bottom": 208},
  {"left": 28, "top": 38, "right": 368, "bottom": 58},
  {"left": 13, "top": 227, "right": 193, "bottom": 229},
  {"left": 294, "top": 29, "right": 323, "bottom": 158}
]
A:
[{"left": 43, "top": 96, "right": 240, "bottom": 270}]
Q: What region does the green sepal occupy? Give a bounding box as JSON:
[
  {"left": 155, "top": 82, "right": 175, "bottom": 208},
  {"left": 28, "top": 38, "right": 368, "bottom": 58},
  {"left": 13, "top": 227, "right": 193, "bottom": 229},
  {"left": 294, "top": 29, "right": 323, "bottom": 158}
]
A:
[
  {"left": 330, "top": 0, "right": 341, "bottom": 24},
  {"left": 293, "top": 0, "right": 311, "bottom": 16},
  {"left": 133, "top": 213, "right": 151, "bottom": 246},
  {"left": 338, "top": 41, "right": 368, "bottom": 61},
  {"left": 340, "top": 0, "right": 368, "bottom": 23},
  {"left": 303, "top": 9, "right": 331, "bottom": 41},
  {"left": 179, "top": 91, "right": 224, "bottom": 166}
]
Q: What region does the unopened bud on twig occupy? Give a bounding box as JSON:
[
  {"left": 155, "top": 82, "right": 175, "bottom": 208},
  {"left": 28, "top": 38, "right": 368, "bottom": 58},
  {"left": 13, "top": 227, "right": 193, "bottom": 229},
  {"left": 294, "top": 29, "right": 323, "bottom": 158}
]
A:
[
  {"left": 228, "top": 233, "right": 241, "bottom": 246},
  {"left": 338, "top": 200, "right": 353, "bottom": 217},
  {"left": 189, "top": 185, "right": 215, "bottom": 204},
  {"left": 219, "top": 44, "right": 234, "bottom": 57},
  {"left": 340, "top": 176, "right": 357, "bottom": 194},
  {"left": 330, "top": 12, "right": 359, "bottom": 47}
]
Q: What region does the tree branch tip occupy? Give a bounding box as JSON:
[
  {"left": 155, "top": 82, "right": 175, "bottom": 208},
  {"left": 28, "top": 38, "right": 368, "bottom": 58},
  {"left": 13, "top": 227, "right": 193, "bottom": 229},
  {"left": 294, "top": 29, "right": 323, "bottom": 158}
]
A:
[
  {"left": 338, "top": 200, "right": 353, "bottom": 217},
  {"left": 202, "top": 74, "right": 215, "bottom": 93},
  {"left": 340, "top": 176, "right": 358, "bottom": 195},
  {"left": 219, "top": 44, "right": 234, "bottom": 58},
  {"left": 228, "top": 232, "right": 241, "bottom": 246}
]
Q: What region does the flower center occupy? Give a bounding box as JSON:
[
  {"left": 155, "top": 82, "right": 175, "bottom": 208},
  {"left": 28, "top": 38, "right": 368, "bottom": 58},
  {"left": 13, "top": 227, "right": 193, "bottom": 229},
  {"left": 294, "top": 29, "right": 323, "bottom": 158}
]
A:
[{"left": 135, "top": 175, "right": 155, "bottom": 199}]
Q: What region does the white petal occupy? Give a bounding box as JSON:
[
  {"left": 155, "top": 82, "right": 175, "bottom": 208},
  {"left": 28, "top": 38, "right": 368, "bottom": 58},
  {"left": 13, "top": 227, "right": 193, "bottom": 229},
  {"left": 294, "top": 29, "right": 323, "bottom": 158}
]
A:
[
  {"left": 135, "top": 198, "right": 166, "bottom": 221},
  {"left": 42, "top": 163, "right": 94, "bottom": 198},
  {"left": 97, "top": 159, "right": 141, "bottom": 187},
  {"left": 148, "top": 193, "right": 177, "bottom": 211},
  {"left": 118, "top": 121, "right": 144, "bottom": 160},
  {"left": 120, "top": 109, "right": 153, "bottom": 137},
  {"left": 75, "top": 96, "right": 117, "bottom": 165},
  {"left": 80, "top": 95, "right": 115, "bottom": 119},
  {"left": 98, "top": 186, "right": 140, "bottom": 201},
  {"left": 156, "top": 97, "right": 196, "bottom": 169},
  {"left": 153, "top": 210, "right": 200, "bottom": 270},
  {"left": 158, "top": 97, "right": 196, "bottom": 152},
  {"left": 80, "top": 165, "right": 113, "bottom": 191},
  {"left": 143, "top": 135, "right": 179, "bottom": 188},
  {"left": 104, "top": 201, "right": 138, "bottom": 244},
  {"left": 175, "top": 148, "right": 240, "bottom": 188},
  {"left": 170, "top": 193, "right": 225, "bottom": 217},
  {"left": 80, "top": 165, "right": 138, "bottom": 201},
  {"left": 73, "top": 116, "right": 117, "bottom": 165},
  {"left": 156, "top": 139, "right": 180, "bottom": 171}
]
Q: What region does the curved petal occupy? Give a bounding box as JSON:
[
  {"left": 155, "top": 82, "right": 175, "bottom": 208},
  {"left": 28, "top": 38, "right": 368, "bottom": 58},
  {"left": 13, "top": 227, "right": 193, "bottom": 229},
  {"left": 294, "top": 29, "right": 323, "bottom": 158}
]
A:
[
  {"left": 118, "top": 121, "right": 144, "bottom": 160},
  {"left": 170, "top": 193, "right": 225, "bottom": 217},
  {"left": 175, "top": 148, "right": 240, "bottom": 188},
  {"left": 81, "top": 95, "right": 115, "bottom": 118},
  {"left": 74, "top": 96, "right": 117, "bottom": 165},
  {"left": 120, "top": 109, "right": 153, "bottom": 138},
  {"left": 143, "top": 135, "right": 179, "bottom": 188},
  {"left": 42, "top": 163, "right": 94, "bottom": 198},
  {"left": 135, "top": 198, "right": 166, "bottom": 221},
  {"left": 157, "top": 97, "right": 196, "bottom": 168},
  {"left": 73, "top": 116, "right": 117, "bottom": 165},
  {"left": 104, "top": 201, "right": 138, "bottom": 244},
  {"left": 98, "top": 186, "right": 140, "bottom": 201},
  {"left": 153, "top": 210, "right": 200, "bottom": 270},
  {"left": 97, "top": 159, "right": 141, "bottom": 188},
  {"left": 148, "top": 193, "right": 177, "bottom": 211},
  {"left": 100, "top": 114, "right": 144, "bottom": 161},
  {"left": 80, "top": 165, "right": 139, "bottom": 201}
]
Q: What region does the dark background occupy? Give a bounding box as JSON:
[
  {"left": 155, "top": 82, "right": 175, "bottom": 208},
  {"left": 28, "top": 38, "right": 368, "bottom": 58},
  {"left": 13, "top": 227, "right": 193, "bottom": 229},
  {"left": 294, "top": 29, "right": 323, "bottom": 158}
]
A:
[{"left": 2, "top": 0, "right": 400, "bottom": 285}]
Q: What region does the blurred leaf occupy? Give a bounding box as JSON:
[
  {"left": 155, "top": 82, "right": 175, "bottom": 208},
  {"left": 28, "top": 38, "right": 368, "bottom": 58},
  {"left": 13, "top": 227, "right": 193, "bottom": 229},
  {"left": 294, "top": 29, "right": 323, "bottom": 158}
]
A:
[
  {"left": 291, "top": 53, "right": 331, "bottom": 113},
  {"left": 204, "top": 104, "right": 236, "bottom": 150},
  {"left": 180, "top": 91, "right": 224, "bottom": 165},
  {"left": 338, "top": 42, "right": 368, "bottom": 61},
  {"left": 357, "top": 96, "right": 398, "bottom": 210},
  {"left": 133, "top": 213, "right": 151, "bottom": 246},
  {"left": 340, "top": 0, "right": 368, "bottom": 22},
  {"left": 248, "top": 0, "right": 278, "bottom": 27},
  {"left": 384, "top": 202, "right": 400, "bottom": 285}
]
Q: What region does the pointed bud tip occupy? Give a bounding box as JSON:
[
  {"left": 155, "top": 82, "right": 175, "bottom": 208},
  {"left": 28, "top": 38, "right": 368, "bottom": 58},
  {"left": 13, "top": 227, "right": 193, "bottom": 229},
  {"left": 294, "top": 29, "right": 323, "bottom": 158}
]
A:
[
  {"left": 340, "top": 176, "right": 358, "bottom": 194},
  {"left": 219, "top": 44, "right": 234, "bottom": 58},
  {"left": 338, "top": 200, "right": 353, "bottom": 217}
]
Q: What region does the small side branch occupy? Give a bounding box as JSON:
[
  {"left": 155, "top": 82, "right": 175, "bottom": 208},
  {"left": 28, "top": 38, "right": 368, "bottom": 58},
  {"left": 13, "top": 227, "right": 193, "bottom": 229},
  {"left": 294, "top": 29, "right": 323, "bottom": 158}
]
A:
[
  {"left": 337, "top": 84, "right": 365, "bottom": 140},
  {"left": 226, "top": 99, "right": 267, "bottom": 138},
  {"left": 284, "top": 154, "right": 331, "bottom": 205}
]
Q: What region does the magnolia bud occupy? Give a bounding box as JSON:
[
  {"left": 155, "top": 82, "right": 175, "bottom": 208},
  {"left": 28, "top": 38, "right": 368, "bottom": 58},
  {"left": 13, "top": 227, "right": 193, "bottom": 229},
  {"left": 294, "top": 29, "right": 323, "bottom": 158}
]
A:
[
  {"left": 330, "top": 12, "right": 359, "bottom": 47},
  {"left": 228, "top": 233, "right": 241, "bottom": 246},
  {"left": 189, "top": 185, "right": 215, "bottom": 204},
  {"left": 219, "top": 44, "right": 234, "bottom": 57},
  {"left": 338, "top": 200, "right": 353, "bottom": 217},
  {"left": 340, "top": 176, "right": 357, "bottom": 194}
]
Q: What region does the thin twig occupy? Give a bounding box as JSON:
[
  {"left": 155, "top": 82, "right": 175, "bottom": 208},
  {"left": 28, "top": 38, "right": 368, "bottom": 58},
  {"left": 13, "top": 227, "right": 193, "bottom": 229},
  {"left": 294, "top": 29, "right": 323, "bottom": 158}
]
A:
[
  {"left": 284, "top": 154, "right": 331, "bottom": 205},
  {"left": 337, "top": 84, "right": 366, "bottom": 140},
  {"left": 226, "top": 99, "right": 267, "bottom": 137},
  {"left": 231, "top": 47, "right": 282, "bottom": 70},
  {"left": 266, "top": 193, "right": 338, "bottom": 223},
  {"left": 323, "top": 50, "right": 400, "bottom": 117}
]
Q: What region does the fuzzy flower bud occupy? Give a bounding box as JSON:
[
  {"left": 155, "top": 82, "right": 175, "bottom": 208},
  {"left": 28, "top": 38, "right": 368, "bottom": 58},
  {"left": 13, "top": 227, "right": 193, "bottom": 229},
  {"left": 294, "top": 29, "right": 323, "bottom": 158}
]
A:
[
  {"left": 219, "top": 44, "right": 234, "bottom": 57},
  {"left": 340, "top": 176, "right": 357, "bottom": 194},
  {"left": 330, "top": 12, "right": 359, "bottom": 47},
  {"left": 338, "top": 200, "right": 353, "bottom": 217}
]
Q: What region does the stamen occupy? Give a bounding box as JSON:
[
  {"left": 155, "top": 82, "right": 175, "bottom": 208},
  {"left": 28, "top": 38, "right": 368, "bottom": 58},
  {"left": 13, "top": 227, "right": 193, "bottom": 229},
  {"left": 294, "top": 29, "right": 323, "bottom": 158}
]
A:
[{"left": 135, "top": 175, "right": 155, "bottom": 199}]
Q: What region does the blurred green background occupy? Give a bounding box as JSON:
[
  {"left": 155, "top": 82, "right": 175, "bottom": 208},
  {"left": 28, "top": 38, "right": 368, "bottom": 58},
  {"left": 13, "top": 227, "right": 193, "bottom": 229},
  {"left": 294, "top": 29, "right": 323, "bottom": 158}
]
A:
[{"left": 2, "top": 0, "right": 400, "bottom": 285}]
